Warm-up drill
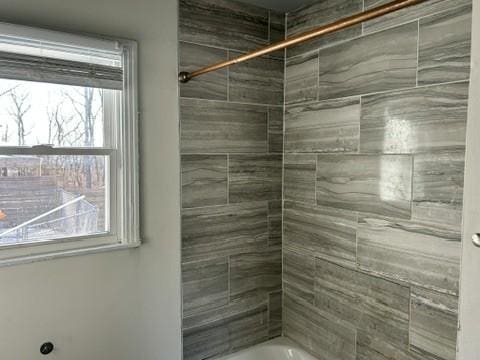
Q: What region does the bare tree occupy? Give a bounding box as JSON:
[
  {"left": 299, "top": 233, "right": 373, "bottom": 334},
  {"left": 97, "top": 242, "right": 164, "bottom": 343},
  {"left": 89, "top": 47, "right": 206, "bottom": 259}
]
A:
[
  {"left": 8, "top": 88, "right": 32, "bottom": 146},
  {"left": 64, "top": 88, "right": 103, "bottom": 189},
  {"left": 47, "top": 101, "right": 79, "bottom": 147},
  {"left": 0, "top": 85, "right": 19, "bottom": 144}
]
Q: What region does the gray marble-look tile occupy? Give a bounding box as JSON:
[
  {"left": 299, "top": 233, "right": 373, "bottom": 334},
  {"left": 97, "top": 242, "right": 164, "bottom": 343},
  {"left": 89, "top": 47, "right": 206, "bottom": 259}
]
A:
[
  {"left": 182, "top": 202, "right": 268, "bottom": 262},
  {"left": 318, "top": 22, "right": 418, "bottom": 101},
  {"left": 285, "top": 97, "right": 360, "bottom": 153},
  {"left": 180, "top": 98, "right": 267, "bottom": 153},
  {"left": 283, "top": 293, "right": 356, "bottom": 360},
  {"left": 357, "top": 217, "right": 461, "bottom": 294},
  {"left": 410, "top": 288, "right": 458, "bottom": 360},
  {"left": 229, "top": 154, "right": 282, "bottom": 203},
  {"left": 268, "top": 291, "right": 282, "bottom": 338},
  {"left": 413, "top": 151, "right": 465, "bottom": 230},
  {"left": 268, "top": 200, "right": 282, "bottom": 247},
  {"left": 179, "top": 0, "right": 269, "bottom": 52},
  {"left": 419, "top": 4, "right": 472, "bottom": 85},
  {"left": 183, "top": 320, "right": 230, "bottom": 360},
  {"left": 181, "top": 155, "right": 227, "bottom": 208},
  {"left": 229, "top": 307, "right": 269, "bottom": 353},
  {"left": 284, "top": 154, "right": 316, "bottom": 203},
  {"left": 268, "top": 107, "right": 284, "bottom": 153},
  {"left": 286, "top": 0, "right": 362, "bottom": 58},
  {"left": 285, "top": 52, "right": 318, "bottom": 105},
  {"left": 316, "top": 154, "right": 412, "bottom": 219},
  {"left": 269, "top": 10, "right": 285, "bottom": 43},
  {"left": 283, "top": 248, "right": 315, "bottom": 304},
  {"left": 228, "top": 52, "right": 284, "bottom": 105},
  {"left": 315, "top": 258, "right": 410, "bottom": 347},
  {"left": 356, "top": 333, "right": 416, "bottom": 360},
  {"left": 284, "top": 201, "right": 357, "bottom": 265},
  {"left": 182, "top": 258, "right": 229, "bottom": 317},
  {"left": 183, "top": 295, "right": 269, "bottom": 360},
  {"left": 183, "top": 293, "right": 268, "bottom": 331},
  {"left": 364, "top": 0, "right": 471, "bottom": 34},
  {"left": 230, "top": 248, "right": 282, "bottom": 300},
  {"left": 360, "top": 82, "right": 469, "bottom": 154},
  {"left": 179, "top": 42, "right": 228, "bottom": 100}
]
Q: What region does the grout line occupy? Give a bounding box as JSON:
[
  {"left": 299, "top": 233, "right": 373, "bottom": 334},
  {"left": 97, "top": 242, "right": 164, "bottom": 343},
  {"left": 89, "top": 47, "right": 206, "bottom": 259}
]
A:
[
  {"left": 179, "top": 40, "right": 284, "bottom": 60},
  {"left": 180, "top": 96, "right": 283, "bottom": 108}
]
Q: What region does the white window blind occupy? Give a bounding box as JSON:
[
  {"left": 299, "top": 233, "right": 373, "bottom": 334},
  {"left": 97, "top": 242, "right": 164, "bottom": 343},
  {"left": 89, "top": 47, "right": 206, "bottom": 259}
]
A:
[{"left": 0, "top": 22, "right": 124, "bottom": 89}]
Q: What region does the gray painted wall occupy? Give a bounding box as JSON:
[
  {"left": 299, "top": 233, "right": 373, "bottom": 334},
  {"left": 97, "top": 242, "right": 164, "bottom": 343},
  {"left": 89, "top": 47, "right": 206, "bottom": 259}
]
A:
[
  {"left": 283, "top": 1, "right": 471, "bottom": 359},
  {"left": 178, "top": 1, "right": 285, "bottom": 359},
  {"left": 0, "top": 0, "right": 182, "bottom": 359}
]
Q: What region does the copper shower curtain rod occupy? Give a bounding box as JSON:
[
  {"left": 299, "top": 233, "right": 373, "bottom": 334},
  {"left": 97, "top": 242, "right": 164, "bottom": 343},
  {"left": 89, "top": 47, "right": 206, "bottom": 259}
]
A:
[{"left": 178, "top": 0, "right": 428, "bottom": 83}]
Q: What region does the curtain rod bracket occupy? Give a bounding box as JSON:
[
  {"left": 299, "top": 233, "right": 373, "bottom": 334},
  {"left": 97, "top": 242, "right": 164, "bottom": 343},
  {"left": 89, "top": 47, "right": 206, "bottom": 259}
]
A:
[{"left": 178, "top": 72, "right": 192, "bottom": 83}]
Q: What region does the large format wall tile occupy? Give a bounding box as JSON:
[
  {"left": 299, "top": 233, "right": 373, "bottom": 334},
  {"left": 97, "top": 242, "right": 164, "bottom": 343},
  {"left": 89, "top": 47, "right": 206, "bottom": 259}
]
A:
[
  {"left": 183, "top": 258, "right": 229, "bottom": 317},
  {"left": 360, "top": 82, "right": 469, "bottom": 154},
  {"left": 317, "top": 22, "right": 417, "bottom": 101},
  {"left": 183, "top": 319, "right": 230, "bottom": 360},
  {"left": 179, "top": 42, "right": 228, "bottom": 100},
  {"left": 182, "top": 202, "right": 268, "bottom": 262},
  {"left": 363, "top": 0, "right": 471, "bottom": 34},
  {"left": 230, "top": 248, "right": 282, "bottom": 300},
  {"left": 179, "top": 0, "right": 269, "bottom": 52},
  {"left": 268, "top": 107, "right": 283, "bottom": 153},
  {"left": 183, "top": 296, "right": 269, "bottom": 360},
  {"left": 316, "top": 154, "right": 412, "bottom": 219},
  {"left": 418, "top": 4, "right": 472, "bottom": 85},
  {"left": 181, "top": 155, "right": 228, "bottom": 208},
  {"left": 413, "top": 151, "right": 465, "bottom": 230},
  {"left": 229, "top": 154, "right": 282, "bottom": 202},
  {"left": 357, "top": 217, "right": 461, "bottom": 294},
  {"left": 286, "top": 0, "right": 362, "bottom": 58},
  {"left": 180, "top": 99, "right": 267, "bottom": 153},
  {"left": 410, "top": 287, "right": 458, "bottom": 360},
  {"left": 283, "top": 249, "right": 315, "bottom": 304},
  {"left": 315, "top": 258, "right": 410, "bottom": 347},
  {"left": 356, "top": 333, "right": 415, "bottom": 360},
  {"left": 285, "top": 97, "right": 360, "bottom": 153},
  {"left": 283, "top": 293, "right": 356, "bottom": 360},
  {"left": 284, "top": 201, "right": 357, "bottom": 265},
  {"left": 229, "top": 52, "right": 284, "bottom": 105},
  {"left": 284, "top": 154, "right": 316, "bottom": 203},
  {"left": 285, "top": 52, "right": 318, "bottom": 104}
]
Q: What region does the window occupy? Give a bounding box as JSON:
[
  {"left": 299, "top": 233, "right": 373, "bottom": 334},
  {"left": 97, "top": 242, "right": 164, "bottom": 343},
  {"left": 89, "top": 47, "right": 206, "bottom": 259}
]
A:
[{"left": 0, "top": 23, "right": 139, "bottom": 264}]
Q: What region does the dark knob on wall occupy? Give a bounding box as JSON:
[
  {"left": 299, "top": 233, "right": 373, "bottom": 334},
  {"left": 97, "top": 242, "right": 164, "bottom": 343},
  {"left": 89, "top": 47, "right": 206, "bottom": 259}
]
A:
[{"left": 40, "top": 342, "right": 54, "bottom": 355}]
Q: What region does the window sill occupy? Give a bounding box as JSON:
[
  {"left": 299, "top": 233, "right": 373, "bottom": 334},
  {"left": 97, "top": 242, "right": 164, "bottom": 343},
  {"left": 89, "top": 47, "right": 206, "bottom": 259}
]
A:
[{"left": 0, "top": 241, "right": 141, "bottom": 268}]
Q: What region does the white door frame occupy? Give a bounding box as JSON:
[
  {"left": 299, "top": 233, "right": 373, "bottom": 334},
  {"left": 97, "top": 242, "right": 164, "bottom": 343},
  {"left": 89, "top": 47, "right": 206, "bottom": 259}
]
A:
[{"left": 457, "top": 1, "right": 480, "bottom": 358}]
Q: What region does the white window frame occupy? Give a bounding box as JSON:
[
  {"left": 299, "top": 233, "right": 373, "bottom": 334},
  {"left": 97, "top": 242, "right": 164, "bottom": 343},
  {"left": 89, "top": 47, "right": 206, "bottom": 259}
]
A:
[{"left": 0, "top": 25, "right": 140, "bottom": 266}]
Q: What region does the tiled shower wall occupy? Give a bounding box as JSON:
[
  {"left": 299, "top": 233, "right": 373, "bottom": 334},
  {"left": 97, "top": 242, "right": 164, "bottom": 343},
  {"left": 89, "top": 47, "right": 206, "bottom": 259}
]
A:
[
  {"left": 283, "top": 1, "right": 471, "bottom": 360},
  {"left": 179, "top": 1, "right": 285, "bottom": 359}
]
